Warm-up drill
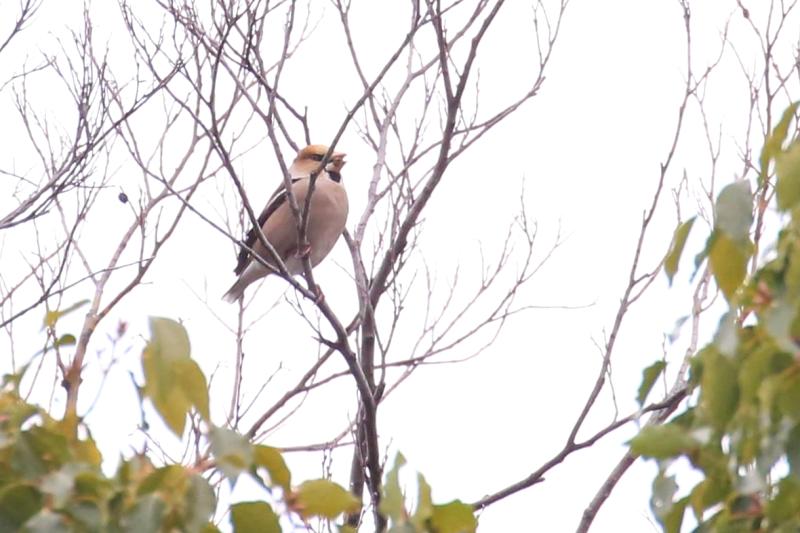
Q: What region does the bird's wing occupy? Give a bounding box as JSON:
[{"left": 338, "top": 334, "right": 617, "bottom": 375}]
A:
[
  {"left": 255, "top": 178, "right": 310, "bottom": 264},
  {"left": 233, "top": 178, "right": 302, "bottom": 275}
]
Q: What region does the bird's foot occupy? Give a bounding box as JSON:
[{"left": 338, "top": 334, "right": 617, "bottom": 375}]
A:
[
  {"left": 313, "top": 286, "right": 326, "bottom": 305},
  {"left": 296, "top": 243, "right": 312, "bottom": 259}
]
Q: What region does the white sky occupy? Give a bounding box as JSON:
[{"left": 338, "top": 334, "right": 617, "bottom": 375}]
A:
[{"left": 1, "top": 1, "right": 796, "bottom": 532}]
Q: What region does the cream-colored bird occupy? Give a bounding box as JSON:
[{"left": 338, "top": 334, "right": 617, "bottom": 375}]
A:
[{"left": 223, "top": 144, "right": 349, "bottom": 303}]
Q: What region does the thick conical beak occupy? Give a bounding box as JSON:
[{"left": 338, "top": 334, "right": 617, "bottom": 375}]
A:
[{"left": 328, "top": 152, "right": 347, "bottom": 170}]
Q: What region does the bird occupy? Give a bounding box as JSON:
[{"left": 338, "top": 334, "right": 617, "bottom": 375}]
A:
[{"left": 222, "top": 144, "right": 349, "bottom": 303}]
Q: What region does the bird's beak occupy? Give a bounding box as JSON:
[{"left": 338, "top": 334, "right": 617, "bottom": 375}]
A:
[{"left": 329, "top": 152, "right": 347, "bottom": 170}]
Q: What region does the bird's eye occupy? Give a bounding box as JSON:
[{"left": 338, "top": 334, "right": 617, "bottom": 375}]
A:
[{"left": 309, "top": 153, "right": 324, "bottom": 162}]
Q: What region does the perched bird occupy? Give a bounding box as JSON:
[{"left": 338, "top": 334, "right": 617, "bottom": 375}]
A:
[{"left": 222, "top": 144, "right": 349, "bottom": 303}]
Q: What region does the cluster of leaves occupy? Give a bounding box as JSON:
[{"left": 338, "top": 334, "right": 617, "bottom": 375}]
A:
[
  {"left": 633, "top": 103, "right": 800, "bottom": 531},
  {"left": 1, "top": 315, "right": 480, "bottom": 531},
  {"left": 0, "top": 316, "right": 359, "bottom": 532},
  {"left": 0, "top": 375, "right": 224, "bottom": 532},
  {"left": 380, "top": 454, "right": 477, "bottom": 533}
]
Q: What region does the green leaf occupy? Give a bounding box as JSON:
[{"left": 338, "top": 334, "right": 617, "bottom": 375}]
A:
[
  {"left": 142, "top": 317, "right": 208, "bottom": 437},
  {"left": 253, "top": 445, "right": 291, "bottom": 493},
  {"left": 175, "top": 359, "right": 210, "bottom": 422},
  {"left": 786, "top": 241, "right": 800, "bottom": 297},
  {"left": 693, "top": 451, "right": 731, "bottom": 515},
  {"left": 776, "top": 140, "right": 800, "bottom": 211},
  {"left": 73, "top": 470, "right": 112, "bottom": 501},
  {"left": 411, "top": 472, "right": 434, "bottom": 529},
  {"left": 667, "top": 315, "right": 689, "bottom": 344},
  {"left": 209, "top": 426, "right": 253, "bottom": 481},
  {"left": 715, "top": 181, "right": 753, "bottom": 242},
  {"left": 43, "top": 300, "right": 89, "bottom": 329},
  {"left": 637, "top": 361, "right": 666, "bottom": 407},
  {"left": 185, "top": 474, "right": 216, "bottom": 532},
  {"left": 709, "top": 232, "right": 750, "bottom": 302},
  {"left": 763, "top": 298, "right": 798, "bottom": 353},
  {"left": 115, "top": 455, "right": 155, "bottom": 488},
  {"left": 55, "top": 334, "right": 76, "bottom": 347},
  {"left": 0, "top": 484, "right": 42, "bottom": 530},
  {"left": 760, "top": 373, "right": 786, "bottom": 420},
  {"left": 787, "top": 424, "right": 800, "bottom": 478},
  {"left": 40, "top": 466, "right": 78, "bottom": 508},
  {"left": 293, "top": 479, "right": 360, "bottom": 519},
  {"left": 142, "top": 319, "right": 190, "bottom": 436},
  {"left": 713, "top": 312, "right": 738, "bottom": 357},
  {"left": 664, "top": 217, "right": 696, "bottom": 284},
  {"left": 230, "top": 501, "right": 280, "bottom": 533},
  {"left": 138, "top": 465, "right": 185, "bottom": 495},
  {"left": 629, "top": 424, "right": 699, "bottom": 459},
  {"left": 121, "top": 494, "right": 165, "bottom": 533},
  {"left": 2, "top": 365, "right": 29, "bottom": 391},
  {"left": 0, "top": 390, "right": 38, "bottom": 427},
  {"left": 380, "top": 453, "right": 406, "bottom": 523},
  {"left": 766, "top": 477, "right": 800, "bottom": 523},
  {"left": 148, "top": 317, "right": 190, "bottom": 359},
  {"left": 73, "top": 436, "right": 103, "bottom": 467},
  {"left": 739, "top": 346, "right": 783, "bottom": 403},
  {"left": 22, "top": 509, "right": 70, "bottom": 533},
  {"left": 64, "top": 500, "right": 103, "bottom": 530},
  {"left": 662, "top": 496, "right": 688, "bottom": 533},
  {"left": 429, "top": 501, "right": 477, "bottom": 533},
  {"left": 12, "top": 426, "right": 70, "bottom": 479},
  {"left": 651, "top": 470, "right": 678, "bottom": 524},
  {"left": 777, "top": 372, "right": 800, "bottom": 420},
  {"left": 689, "top": 478, "right": 725, "bottom": 520},
  {"left": 760, "top": 101, "right": 799, "bottom": 185},
  {"left": 700, "top": 347, "right": 739, "bottom": 431},
  {"left": 734, "top": 410, "right": 760, "bottom": 465}
]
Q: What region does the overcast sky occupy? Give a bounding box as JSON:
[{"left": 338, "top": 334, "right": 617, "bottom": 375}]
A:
[{"left": 1, "top": 1, "right": 797, "bottom": 532}]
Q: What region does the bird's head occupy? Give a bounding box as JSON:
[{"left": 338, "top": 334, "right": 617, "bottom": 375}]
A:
[{"left": 290, "top": 144, "right": 346, "bottom": 177}]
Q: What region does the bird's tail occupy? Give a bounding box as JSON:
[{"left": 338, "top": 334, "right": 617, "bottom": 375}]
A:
[
  {"left": 223, "top": 262, "right": 275, "bottom": 303},
  {"left": 222, "top": 278, "right": 246, "bottom": 303}
]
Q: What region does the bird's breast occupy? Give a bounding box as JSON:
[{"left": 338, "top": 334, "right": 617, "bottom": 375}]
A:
[{"left": 306, "top": 181, "right": 348, "bottom": 266}]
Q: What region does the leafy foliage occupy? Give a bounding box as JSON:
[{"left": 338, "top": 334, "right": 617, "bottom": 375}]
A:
[
  {"left": 230, "top": 501, "right": 281, "bottom": 533},
  {"left": 2, "top": 316, "right": 480, "bottom": 531},
  {"left": 142, "top": 317, "right": 210, "bottom": 436},
  {"left": 0, "top": 318, "right": 365, "bottom": 531},
  {"left": 290, "top": 480, "right": 361, "bottom": 520},
  {"left": 379, "top": 454, "right": 478, "bottom": 533},
  {"left": 0, "top": 382, "right": 218, "bottom": 531},
  {"left": 664, "top": 218, "right": 696, "bottom": 285},
  {"left": 637, "top": 360, "right": 667, "bottom": 406},
  {"left": 637, "top": 103, "right": 800, "bottom": 531}
]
